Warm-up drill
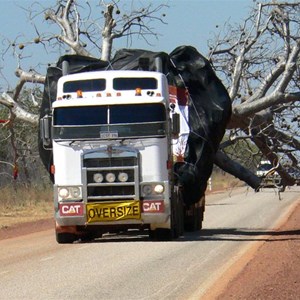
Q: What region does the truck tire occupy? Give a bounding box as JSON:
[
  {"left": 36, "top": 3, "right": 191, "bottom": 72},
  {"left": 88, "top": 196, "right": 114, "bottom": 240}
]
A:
[
  {"left": 149, "top": 186, "right": 184, "bottom": 241},
  {"left": 175, "top": 186, "right": 184, "bottom": 237},
  {"left": 184, "top": 204, "right": 203, "bottom": 232},
  {"left": 55, "top": 232, "right": 77, "bottom": 244}
]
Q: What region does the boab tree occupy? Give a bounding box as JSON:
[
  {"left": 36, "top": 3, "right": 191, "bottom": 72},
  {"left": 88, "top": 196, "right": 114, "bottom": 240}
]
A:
[
  {"left": 0, "top": 0, "right": 299, "bottom": 190},
  {"left": 210, "top": 1, "right": 300, "bottom": 189}
]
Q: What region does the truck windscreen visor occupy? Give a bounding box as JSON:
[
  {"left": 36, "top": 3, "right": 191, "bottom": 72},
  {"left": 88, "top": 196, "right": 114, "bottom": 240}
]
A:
[{"left": 53, "top": 104, "right": 166, "bottom": 139}]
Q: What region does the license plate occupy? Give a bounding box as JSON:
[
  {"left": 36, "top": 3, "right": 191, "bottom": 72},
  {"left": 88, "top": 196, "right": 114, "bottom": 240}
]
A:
[
  {"left": 100, "top": 131, "right": 118, "bottom": 139},
  {"left": 86, "top": 201, "right": 141, "bottom": 223}
]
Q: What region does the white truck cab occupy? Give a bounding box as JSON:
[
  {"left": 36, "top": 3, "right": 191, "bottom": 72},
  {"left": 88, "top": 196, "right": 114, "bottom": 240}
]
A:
[{"left": 40, "top": 69, "right": 202, "bottom": 243}]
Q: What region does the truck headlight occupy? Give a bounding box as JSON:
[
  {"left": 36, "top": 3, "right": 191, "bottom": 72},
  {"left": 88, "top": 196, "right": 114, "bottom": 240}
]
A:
[
  {"left": 57, "top": 186, "right": 82, "bottom": 201},
  {"left": 93, "top": 173, "right": 104, "bottom": 183},
  {"left": 58, "top": 187, "right": 69, "bottom": 199},
  {"left": 142, "top": 185, "right": 152, "bottom": 195},
  {"left": 106, "top": 172, "right": 116, "bottom": 183},
  {"left": 71, "top": 187, "right": 81, "bottom": 198},
  {"left": 141, "top": 183, "right": 165, "bottom": 197},
  {"left": 118, "top": 172, "right": 128, "bottom": 182},
  {"left": 154, "top": 184, "right": 164, "bottom": 194}
]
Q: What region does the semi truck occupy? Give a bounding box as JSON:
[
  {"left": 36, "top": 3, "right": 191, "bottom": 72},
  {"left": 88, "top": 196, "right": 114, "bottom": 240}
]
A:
[{"left": 40, "top": 67, "right": 205, "bottom": 243}]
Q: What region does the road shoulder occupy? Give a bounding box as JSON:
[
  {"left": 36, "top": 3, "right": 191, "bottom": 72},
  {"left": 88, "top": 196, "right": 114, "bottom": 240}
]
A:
[
  {"left": 0, "top": 218, "right": 53, "bottom": 240},
  {"left": 202, "top": 201, "right": 300, "bottom": 300}
]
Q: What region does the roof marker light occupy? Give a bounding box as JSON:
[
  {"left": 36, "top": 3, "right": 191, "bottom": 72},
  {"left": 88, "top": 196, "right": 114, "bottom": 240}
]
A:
[
  {"left": 77, "top": 90, "right": 83, "bottom": 98},
  {"left": 135, "top": 88, "right": 142, "bottom": 96}
]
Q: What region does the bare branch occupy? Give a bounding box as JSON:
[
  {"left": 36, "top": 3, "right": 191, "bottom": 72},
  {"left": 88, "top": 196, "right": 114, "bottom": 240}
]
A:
[
  {"left": 0, "top": 93, "right": 39, "bottom": 124},
  {"left": 233, "top": 92, "right": 300, "bottom": 117}
]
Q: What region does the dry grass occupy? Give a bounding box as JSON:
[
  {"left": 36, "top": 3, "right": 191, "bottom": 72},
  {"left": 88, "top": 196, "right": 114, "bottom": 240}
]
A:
[
  {"left": 0, "top": 185, "right": 53, "bottom": 228},
  {"left": 208, "top": 171, "right": 244, "bottom": 192},
  {"left": 0, "top": 173, "right": 243, "bottom": 229}
]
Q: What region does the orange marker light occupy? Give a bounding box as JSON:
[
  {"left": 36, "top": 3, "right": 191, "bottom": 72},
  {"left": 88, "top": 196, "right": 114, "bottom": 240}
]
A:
[
  {"left": 77, "top": 90, "right": 83, "bottom": 98},
  {"left": 135, "top": 88, "right": 142, "bottom": 96},
  {"left": 50, "top": 164, "right": 55, "bottom": 174}
]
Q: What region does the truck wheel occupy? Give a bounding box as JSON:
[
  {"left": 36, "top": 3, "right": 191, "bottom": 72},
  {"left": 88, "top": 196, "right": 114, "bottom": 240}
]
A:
[
  {"left": 156, "top": 186, "right": 184, "bottom": 241},
  {"left": 175, "top": 186, "right": 184, "bottom": 237},
  {"left": 55, "top": 232, "right": 77, "bottom": 244},
  {"left": 150, "top": 186, "right": 184, "bottom": 241}
]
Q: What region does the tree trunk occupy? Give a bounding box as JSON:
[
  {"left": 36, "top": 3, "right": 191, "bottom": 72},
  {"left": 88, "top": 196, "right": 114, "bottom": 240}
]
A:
[
  {"left": 214, "top": 150, "right": 262, "bottom": 190},
  {"left": 101, "top": 37, "right": 112, "bottom": 61}
]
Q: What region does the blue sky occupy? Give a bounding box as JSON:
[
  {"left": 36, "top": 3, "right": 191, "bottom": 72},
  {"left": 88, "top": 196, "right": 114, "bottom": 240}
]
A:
[{"left": 0, "top": 0, "right": 255, "bottom": 89}]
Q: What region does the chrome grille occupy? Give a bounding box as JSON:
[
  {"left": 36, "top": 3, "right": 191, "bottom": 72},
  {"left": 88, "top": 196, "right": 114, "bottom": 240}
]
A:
[{"left": 83, "top": 148, "right": 139, "bottom": 202}]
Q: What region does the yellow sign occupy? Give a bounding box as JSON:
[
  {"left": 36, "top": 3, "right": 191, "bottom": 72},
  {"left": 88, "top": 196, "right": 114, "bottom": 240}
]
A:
[{"left": 86, "top": 201, "right": 141, "bottom": 223}]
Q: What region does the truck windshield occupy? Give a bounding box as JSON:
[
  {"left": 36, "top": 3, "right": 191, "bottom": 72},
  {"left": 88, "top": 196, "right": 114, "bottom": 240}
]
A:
[
  {"left": 53, "top": 103, "right": 167, "bottom": 140},
  {"left": 257, "top": 164, "right": 272, "bottom": 171}
]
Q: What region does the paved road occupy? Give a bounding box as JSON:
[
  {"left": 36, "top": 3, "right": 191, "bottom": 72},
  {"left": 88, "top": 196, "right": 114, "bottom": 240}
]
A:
[{"left": 0, "top": 186, "right": 299, "bottom": 300}]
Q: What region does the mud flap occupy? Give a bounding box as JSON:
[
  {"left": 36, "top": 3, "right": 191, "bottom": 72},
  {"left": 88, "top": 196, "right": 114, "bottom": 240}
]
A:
[{"left": 55, "top": 222, "right": 80, "bottom": 244}]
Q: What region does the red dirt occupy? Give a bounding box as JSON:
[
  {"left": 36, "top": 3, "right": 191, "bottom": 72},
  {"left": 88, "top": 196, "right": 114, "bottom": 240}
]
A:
[
  {"left": 214, "top": 202, "right": 300, "bottom": 300},
  {"left": 0, "top": 218, "right": 53, "bottom": 240}
]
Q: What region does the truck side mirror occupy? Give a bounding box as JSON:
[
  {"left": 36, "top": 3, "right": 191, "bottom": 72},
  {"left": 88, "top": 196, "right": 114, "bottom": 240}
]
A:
[
  {"left": 40, "top": 115, "right": 52, "bottom": 148},
  {"left": 172, "top": 113, "right": 180, "bottom": 137}
]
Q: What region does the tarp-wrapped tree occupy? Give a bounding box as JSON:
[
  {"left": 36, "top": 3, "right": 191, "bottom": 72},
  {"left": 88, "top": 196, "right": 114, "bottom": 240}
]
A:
[{"left": 39, "top": 45, "right": 231, "bottom": 204}]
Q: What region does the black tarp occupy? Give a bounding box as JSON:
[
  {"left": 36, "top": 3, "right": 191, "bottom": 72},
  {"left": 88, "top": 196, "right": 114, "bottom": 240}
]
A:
[
  {"left": 39, "top": 46, "right": 231, "bottom": 203},
  {"left": 169, "top": 46, "right": 231, "bottom": 204}
]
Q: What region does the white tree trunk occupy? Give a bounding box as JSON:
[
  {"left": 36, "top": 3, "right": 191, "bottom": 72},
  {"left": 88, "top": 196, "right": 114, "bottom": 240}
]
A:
[
  {"left": 0, "top": 93, "right": 38, "bottom": 124},
  {"left": 101, "top": 37, "right": 113, "bottom": 61}
]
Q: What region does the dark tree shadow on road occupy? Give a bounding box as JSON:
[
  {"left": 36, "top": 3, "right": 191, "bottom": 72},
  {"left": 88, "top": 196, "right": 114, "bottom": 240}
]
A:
[
  {"left": 181, "top": 228, "right": 300, "bottom": 242},
  {"left": 79, "top": 227, "right": 300, "bottom": 243}
]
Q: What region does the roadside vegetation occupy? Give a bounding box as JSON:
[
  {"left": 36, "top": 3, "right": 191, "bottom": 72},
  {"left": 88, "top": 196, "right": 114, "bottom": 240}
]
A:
[
  {"left": 0, "top": 170, "right": 241, "bottom": 229},
  {"left": 210, "top": 170, "right": 244, "bottom": 192},
  {"left": 0, "top": 185, "right": 53, "bottom": 229},
  {"left": 0, "top": 181, "right": 52, "bottom": 228}
]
